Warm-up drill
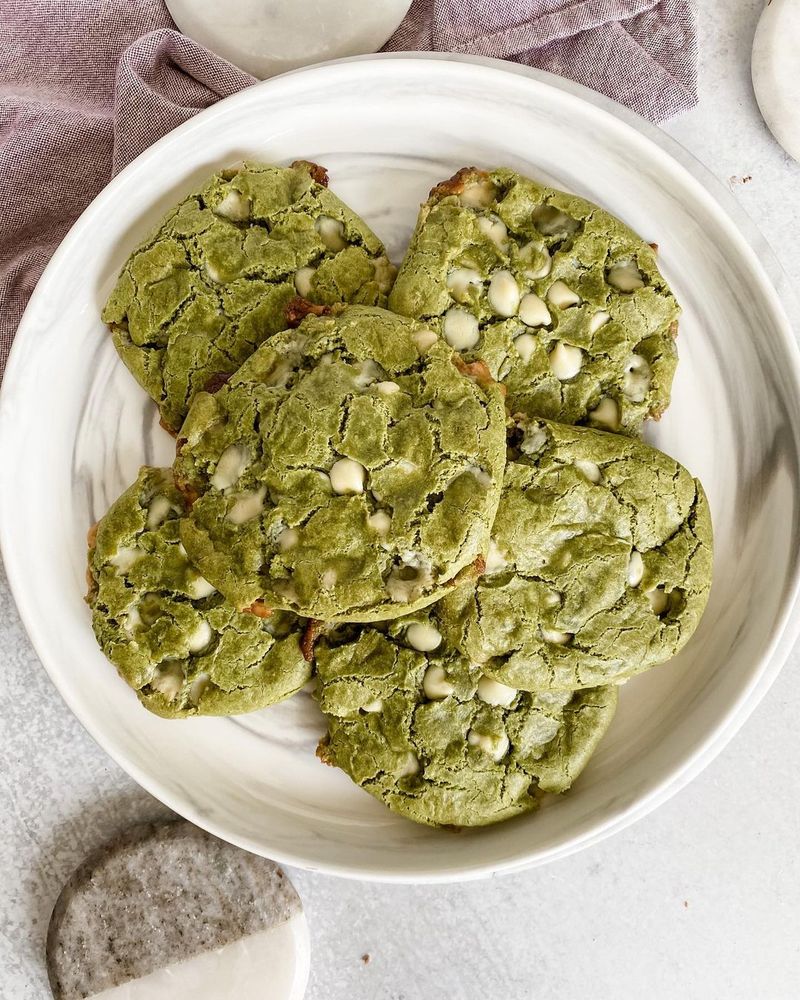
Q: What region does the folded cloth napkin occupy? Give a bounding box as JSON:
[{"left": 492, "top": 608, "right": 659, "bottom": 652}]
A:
[{"left": 0, "top": 0, "right": 696, "bottom": 376}]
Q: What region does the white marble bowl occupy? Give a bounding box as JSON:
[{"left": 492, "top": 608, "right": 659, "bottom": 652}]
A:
[{"left": 2, "top": 57, "right": 799, "bottom": 882}]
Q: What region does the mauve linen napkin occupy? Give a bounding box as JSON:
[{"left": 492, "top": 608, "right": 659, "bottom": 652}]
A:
[{"left": 0, "top": 0, "right": 697, "bottom": 374}]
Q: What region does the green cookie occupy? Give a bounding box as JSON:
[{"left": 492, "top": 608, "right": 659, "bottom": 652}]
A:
[
  {"left": 174, "top": 305, "right": 507, "bottom": 622},
  {"left": 87, "top": 467, "right": 313, "bottom": 718},
  {"left": 389, "top": 167, "right": 680, "bottom": 436},
  {"left": 103, "top": 161, "right": 395, "bottom": 432},
  {"left": 436, "top": 417, "right": 713, "bottom": 690},
  {"left": 315, "top": 623, "right": 617, "bottom": 828}
]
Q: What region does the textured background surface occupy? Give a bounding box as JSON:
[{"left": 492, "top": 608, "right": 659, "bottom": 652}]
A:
[{"left": 2, "top": 2, "right": 799, "bottom": 997}]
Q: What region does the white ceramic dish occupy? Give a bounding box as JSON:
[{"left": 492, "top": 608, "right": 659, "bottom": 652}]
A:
[
  {"left": 164, "top": 0, "right": 411, "bottom": 79},
  {"left": 2, "top": 56, "right": 800, "bottom": 883}
]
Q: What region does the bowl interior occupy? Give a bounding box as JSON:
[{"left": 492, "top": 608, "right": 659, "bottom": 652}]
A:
[{"left": 3, "top": 59, "right": 799, "bottom": 881}]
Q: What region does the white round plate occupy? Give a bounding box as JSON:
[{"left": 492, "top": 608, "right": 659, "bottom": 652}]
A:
[{"left": 2, "top": 56, "right": 800, "bottom": 883}]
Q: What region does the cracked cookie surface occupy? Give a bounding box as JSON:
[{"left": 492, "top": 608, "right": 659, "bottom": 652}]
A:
[
  {"left": 87, "top": 467, "right": 312, "bottom": 718},
  {"left": 436, "top": 417, "right": 713, "bottom": 690},
  {"left": 103, "top": 161, "right": 395, "bottom": 432},
  {"left": 315, "top": 623, "right": 617, "bottom": 827},
  {"left": 388, "top": 167, "right": 680, "bottom": 436},
  {"left": 174, "top": 305, "right": 507, "bottom": 622}
]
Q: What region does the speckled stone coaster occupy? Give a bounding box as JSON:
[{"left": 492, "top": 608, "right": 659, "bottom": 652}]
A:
[{"left": 46, "top": 820, "right": 309, "bottom": 1000}]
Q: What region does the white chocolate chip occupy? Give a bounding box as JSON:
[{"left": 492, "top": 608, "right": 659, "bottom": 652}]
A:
[
  {"left": 330, "top": 458, "right": 366, "bottom": 495},
  {"left": 406, "top": 623, "right": 442, "bottom": 652},
  {"left": 477, "top": 214, "right": 508, "bottom": 249},
  {"left": 376, "top": 380, "right": 400, "bottom": 395},
  {"left": 188, "top": 575, "right": 217, "bottom": 599},
  {"left": 487, "top": 270, "right": 520, "bottom": 317},
  {"left": 485, "top": 539, "right": 508, "bottom": 574},
  {"left": 367, "top": 510, "right": 391, "bottom": 535},
  {"left": 354, "top": 359, "right": 383, "bottom": 389},
  {"left": 214, "top": 189, "right": 250, "bottom": 222},
  {"left": 519, "top": 420, "right": 548, "bottom": 456},
  {"left": 468, "top": 466, "right": 492, "bottom": 489},
  {"left": 227, "top": 486, "right": 266, "bottom": 524},
  {"left": 647, "top": 587, "right": 669, "bottom": 615},
  {"left": 543, "top": 590, "right": 562, "bottom": 608},
  {"left": 412, "top": 329, "right": 438, "bottom": 354},
  {"left": 547, "top": 281, "right": 582, "bottom": 309},
  {"left": 627, "top": 550, "right": 645, "bottom": 587},
  {"left": 398, "top": 752, "right": 420, "bottom": 777},
  {"left": 294, "top": 266, "right": 315, "bottom": 298},
  {"left": 150, "top": 663, "right": 184, "bottom": 701},
  {"left": 589, "top": 310, "right": 611, "bottom": 333},
  {"left": 520, "top": 240, "right": 552, "bottom": 279},
  {"left": 373, "top": 256, "right": 396, "bottom": 290},
  {"left": 146, "top": 495, "right": 173, "bottom": 530},
  {"left": 574, "top": 459, "right": 602, "bottom": 483},
  {"left": 519, "top": 293, "right": 551, "bottom": 327},
  {"left": 205, "top": 262, "right": 222, "bottom": 283},
  {"left": 608, "top": 260, "right": 645, "bottom": 291},
  {"left": 513, "top": 332, "right": 537, "bottom": 363},
  {"left": 423, "top": 664, "right": 454, "bottom": 700},
  {"left": 541, "top": 627, "right": 573, "bottom": 645},
  {"left": 124, "top": 606, "right": 142, "bottom": 634},
  {"left": 548, "top": 342, "right": 583, "bottom": 380},
  {"left": 187, "top": 620, "right": 213, "bottom": 654},
  {"left": 623, "top": 354, "right": 651, "bottom": 402},
  {"left": 277, "top": 527, "right": 299, "bottom": 551},
  {"left": 321, "top": 567, "right": 338, "bottom": 589},
  {"left": 447, "top": 267, "right": 483, "bottom": 298},
  {"left": 588, "top": 396, "right": 621, "bottom": 431},
  {"left": 362, "top": 698, "right": 383, "bottom": 713},
  {"left": 188, "top": 671, "right": 210, "bottom": 705},
  {"left": 467, "top": 729, "right": 510, "bottom": 762},
  {"left": 109, "top": 546, "right": 143, "bottom": 573},
  {"left": 460, "top": 179, "right": 496, "bottom": 208},
  {"left": 264, "top": 358, "right": 295, "bottom": 389},
  {"left": 211, "top": 443, "right": 250, "bottom": 490},
  {"left": 315, "top": 215, "right": 346, "bottom": 251},
  {"left": 477, "top": 676, "right": 517, "bottom": 707},
  {"left": 443, "top": 308, "right": 480, "bottom": 350}
]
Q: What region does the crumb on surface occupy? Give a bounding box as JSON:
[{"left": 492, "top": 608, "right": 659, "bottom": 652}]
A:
[{"left": 361, "top": 953, "right": 371, "bottom": 965}]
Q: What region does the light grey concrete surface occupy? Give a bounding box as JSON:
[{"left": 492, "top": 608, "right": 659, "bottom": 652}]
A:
[{"left": 2, "top": 2, "right": 799, "bottom": 998}]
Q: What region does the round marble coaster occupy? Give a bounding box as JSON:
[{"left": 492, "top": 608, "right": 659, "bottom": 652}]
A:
[
  {"left": 752, "top": 0, "right": 800, "bottom": 162},
  {"left": 165, "top": 0, "right": 412, "bottom": 78},
  {"left": 46, "top": 821, "right": 310, "bottom": 1000}
]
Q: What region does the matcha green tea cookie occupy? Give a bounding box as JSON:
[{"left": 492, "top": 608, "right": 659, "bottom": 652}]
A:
[
  {"left": 315, "top": 623, "right": 617, "bottom": 827},
  {"left": 389, "top": 167, "right": 680, "bottom": 435},
  {"left": 435, "top": 417, "right": 713, "bottom": 691},
  {"left": 103, "top": 161, "right": 395, "bottom": 432},
  {"left": 87, "top": 467, "right": 313, "bottom": 718},
  {"left": 174, "top": 305, "right": 507, "bottom": 622}
]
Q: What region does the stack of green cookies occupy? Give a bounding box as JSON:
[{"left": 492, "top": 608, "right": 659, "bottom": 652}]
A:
[{"left": 87, "top": 163, "right": 713, "bottom": 829}]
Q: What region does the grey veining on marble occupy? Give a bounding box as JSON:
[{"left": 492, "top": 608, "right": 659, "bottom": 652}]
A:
[{"left": 2, "top": 1, "right": 800, "bottom": 997}]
